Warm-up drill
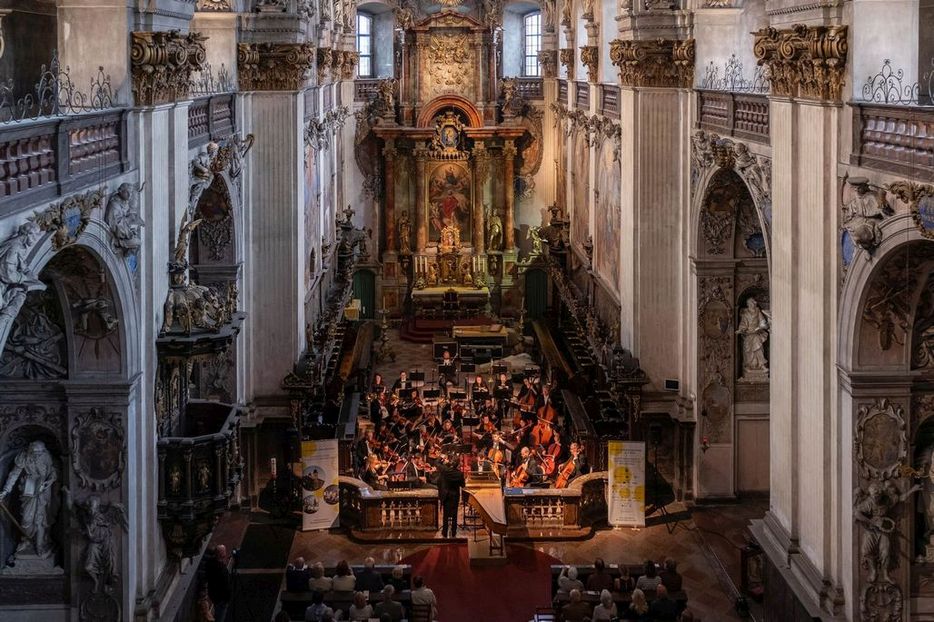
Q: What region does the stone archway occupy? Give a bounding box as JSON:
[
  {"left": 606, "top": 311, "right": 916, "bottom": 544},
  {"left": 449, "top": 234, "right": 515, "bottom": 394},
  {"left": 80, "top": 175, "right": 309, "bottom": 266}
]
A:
[{"left": 692, "top": 166, "right": 770, "bottom": 499}]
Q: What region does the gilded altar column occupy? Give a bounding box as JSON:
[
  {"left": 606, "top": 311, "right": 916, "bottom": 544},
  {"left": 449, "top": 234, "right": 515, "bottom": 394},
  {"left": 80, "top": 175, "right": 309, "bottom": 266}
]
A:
[
  {"left": 383, "top": 139, "right": 397, "bottom": 252},
  {"left": 472, "top": 143, "right": 488, "bottom": 254},
  {"left": 415, "top": 145, "right": 428, "bottom": 251},
  {"left": 503, "top": 140, "right": 517, "bottom": 250}
]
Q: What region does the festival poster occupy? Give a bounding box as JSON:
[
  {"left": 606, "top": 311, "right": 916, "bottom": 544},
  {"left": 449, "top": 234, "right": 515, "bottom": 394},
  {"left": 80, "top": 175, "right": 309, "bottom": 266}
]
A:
[
  {"left": 301, "top": 439, "right": 340, "bottom": 531},
  {"left": 607, "top": 440, "right": 645, "bottom": 527}
]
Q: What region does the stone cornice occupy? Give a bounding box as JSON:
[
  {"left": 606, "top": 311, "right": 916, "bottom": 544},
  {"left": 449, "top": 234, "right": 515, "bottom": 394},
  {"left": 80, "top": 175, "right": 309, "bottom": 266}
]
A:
[
  {"left": 753, "top": 24, "right": 847, "bottom": 102},
  {"left": 237, "top": 42, "right": 315, "bottom": 91},
  {"left": 609, "top": 38, "right": 694, "bottom": 88},
  {"left": 131, "top": 31, "right": 207, "bottom": 106}
]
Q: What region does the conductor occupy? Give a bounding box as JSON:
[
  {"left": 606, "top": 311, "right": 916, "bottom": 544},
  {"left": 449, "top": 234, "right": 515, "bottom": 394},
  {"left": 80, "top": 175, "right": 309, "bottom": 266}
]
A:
[{"left": 437, "top": 457, "right": 466, "bottom": 539}]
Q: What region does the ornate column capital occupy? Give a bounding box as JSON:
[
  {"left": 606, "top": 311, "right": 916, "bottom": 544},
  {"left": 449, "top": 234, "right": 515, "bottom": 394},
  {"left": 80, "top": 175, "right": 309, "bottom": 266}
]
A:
[
  {"left": 753, "top": 24, "right": 848, "bottom": 102},
  {"left": 609, "top": 38, "right": 694, "bottom": 88},
  {"left": 559, "top": 48, "right": 575, "bottom": 81},
  {"left": 341, "top": 50, "right": 359, "bottom": 80},
  {"left": 316, "top": 47, "right": 332, "bottom": 83},
  {"left": 237, "top": 43, "right": 315, "bottom": 91},
  {"left": 131, "top": 31, "right": 207, "bottom": 106},
  {"left": 579, "top": 45, "right": 598, "bottom": 84},
  {"left": 538, "top": 49, "right": 558, "bottom": 79},
  {"left": 330, "top": 48, "right": 344, "bottom": 81}
]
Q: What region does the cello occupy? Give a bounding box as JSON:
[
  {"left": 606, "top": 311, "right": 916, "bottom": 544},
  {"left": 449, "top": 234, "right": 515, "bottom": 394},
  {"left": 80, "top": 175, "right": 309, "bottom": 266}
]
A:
[
  {"left": 555, "top": 442, "right": 583, "bottom": 488},
  {"left": 536, "top": 384, "right": 558, "bottom": 423}
]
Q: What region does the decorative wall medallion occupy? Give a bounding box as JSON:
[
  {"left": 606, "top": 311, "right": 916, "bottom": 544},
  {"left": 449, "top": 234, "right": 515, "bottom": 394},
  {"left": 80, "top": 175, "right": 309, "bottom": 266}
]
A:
[
  {"left": 855, "top": 399, "right": 907, "bottom": 480},
  {"left": 860, "top": 581, "right": 903, "bottom": 622},
  {"left": 886, "top": 181, "right": 934, "bottom": 241},
  {"left": 72, "top": 408, "right": 125, "bottom": 491},
  {"left": 31, "top": 190, "right": 105, "bottom": 250}
]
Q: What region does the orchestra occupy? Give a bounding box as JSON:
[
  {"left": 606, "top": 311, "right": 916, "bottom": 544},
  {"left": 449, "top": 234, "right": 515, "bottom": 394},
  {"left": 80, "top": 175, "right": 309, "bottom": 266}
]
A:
[{"left": 354, "top": 359, "right": 590, "bottom": 491}]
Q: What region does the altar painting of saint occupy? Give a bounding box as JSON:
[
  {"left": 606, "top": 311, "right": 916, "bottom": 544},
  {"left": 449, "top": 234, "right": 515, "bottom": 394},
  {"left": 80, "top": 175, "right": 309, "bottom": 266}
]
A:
[{"left": 428, "top": 163, "right": 471, "bottom": 239}]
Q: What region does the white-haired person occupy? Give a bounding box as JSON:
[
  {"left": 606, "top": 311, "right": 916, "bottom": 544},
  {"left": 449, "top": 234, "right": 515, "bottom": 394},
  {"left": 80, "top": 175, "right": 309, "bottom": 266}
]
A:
[
  {"left": 560, "top": 589, "right": 592, "bottom": 622},
  {"left": 348, "top": 591, "right": 374, "bottom": 621},
  {"left": 308, "top": 562, "right": 333, "bottom": 592},
  {"left": 557, "top": 565, "right": 584, "bottom": 596},
  {"left": 591, "top": 589, "right": 617, "bottom": 621},
  {"left": 356, "top": 556, "right": 385, "bottom": 592}
]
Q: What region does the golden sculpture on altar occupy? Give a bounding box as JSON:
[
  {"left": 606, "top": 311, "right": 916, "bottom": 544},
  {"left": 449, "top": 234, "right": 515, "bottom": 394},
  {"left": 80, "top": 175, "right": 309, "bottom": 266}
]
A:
[{"left": 439, "top": 224, "right": 460, "bottom": 252}]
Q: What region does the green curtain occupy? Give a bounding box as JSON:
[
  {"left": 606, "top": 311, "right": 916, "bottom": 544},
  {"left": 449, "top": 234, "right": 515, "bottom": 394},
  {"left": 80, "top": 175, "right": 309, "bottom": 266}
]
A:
[
  {"left": 352, "top": 270, "right": 376, "bottom": 319},
  {"left": 525, "top": 269, "right": 547, "bottom": 319}
]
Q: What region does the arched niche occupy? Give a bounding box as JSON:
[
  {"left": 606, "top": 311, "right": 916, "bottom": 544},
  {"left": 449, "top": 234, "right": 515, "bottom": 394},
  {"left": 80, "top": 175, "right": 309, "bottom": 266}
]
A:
[
  {"left": 416, "top": 95, "right": 484, "bottom": 128},
  {"left": 693, "top": 167, "right": 770, "bottom": 499}
]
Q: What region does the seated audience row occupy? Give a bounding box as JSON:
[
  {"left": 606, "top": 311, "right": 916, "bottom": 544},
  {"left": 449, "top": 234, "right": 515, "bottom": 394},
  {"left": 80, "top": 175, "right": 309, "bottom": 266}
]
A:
[
  {"left": 561, "top": 587, "right": 695, "bottom": 622},
  {"left": 557, "top": 558, "right": 682, "bottom": 597},
  {"left": 288, "top": 557, "right": 410, "bottom": 594}
]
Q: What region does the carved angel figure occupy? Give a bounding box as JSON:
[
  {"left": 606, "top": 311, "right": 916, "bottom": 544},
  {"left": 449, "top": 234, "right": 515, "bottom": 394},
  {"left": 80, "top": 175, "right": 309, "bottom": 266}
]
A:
[
  {"left": 0, "top": 222, "right": 42, "bottom": 323},
  {"left": 105, "top": 183, "right": 145, "bottom": 256},
  {"left": 501, "top": 77, "right": 519, "bottom": 116},
  {"left": 227, "top": 133, "right": 255, "bottom": 180},
  {"left": 854, "top": 480, "right": 919, "bottom": 584},
  {"left": 841, "top": 176, "right": 893, "bottom": 254},
  {"left": 189, "top": 143, "right": 219, "bottom": 210},
  {"left": 73, "top": 496, "right": 128, "bottom": 594},
  {"left": 377, "top": 78, "right": 397, "bottom": 114},
  {"left": 527, "top": 225, "right": 544, "bottom": 255}
]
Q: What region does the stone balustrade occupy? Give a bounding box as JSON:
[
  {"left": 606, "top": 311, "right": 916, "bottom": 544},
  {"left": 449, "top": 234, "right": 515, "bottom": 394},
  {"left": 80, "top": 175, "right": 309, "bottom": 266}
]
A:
[
  {"left": 850, "top": 102, "right": 934, "bottom": 179},
  {"left": 696, "top": 89, "right": 769, "bottom": 144}
]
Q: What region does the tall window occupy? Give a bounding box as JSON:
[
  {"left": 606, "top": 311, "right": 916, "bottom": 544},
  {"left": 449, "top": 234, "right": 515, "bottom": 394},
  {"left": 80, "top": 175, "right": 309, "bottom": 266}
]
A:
[
  {"left": 523, "top": 12, "right": 542, "bottom": 77},
  {"left": 357, "top": 13, "right": 373, "bottom": 78}
]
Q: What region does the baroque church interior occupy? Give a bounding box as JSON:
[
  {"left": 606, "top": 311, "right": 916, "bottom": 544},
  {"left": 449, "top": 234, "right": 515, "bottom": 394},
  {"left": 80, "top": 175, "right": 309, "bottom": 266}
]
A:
[{"left": 0, "top": 0, "right": 932, "bottom": 620}]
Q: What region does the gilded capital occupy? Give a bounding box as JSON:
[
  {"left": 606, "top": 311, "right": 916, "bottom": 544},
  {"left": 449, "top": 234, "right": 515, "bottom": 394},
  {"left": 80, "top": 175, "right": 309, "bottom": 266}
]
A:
[
  {"left": 316, "top": 47, "right": 333, "bottom": 83},
  {"left": 237, "top": 43, "right": 315, "bottom": 91},
  {"left": 341, "top": 50, "right": 359, "bottom": 80},
  {"left": 579, "top": 45, "right": 598, "bottom": 83},
  {"left": 131, "top": 31, "right": 207, "bottom": 106},
  {"left": 559, "top": 48, "right": 575, "bottom": 81},
  {"left": 609, "top": 38, "right": 694, "bottom": 88},
  {"left": 538, "top": 50, "right": 558, "bottom": 79},
  {"left": 753, "top": 24, "right": 848, "bottom": 102},
  {"left": 330, "top": 48, "right": 344, "bottom": 81}
]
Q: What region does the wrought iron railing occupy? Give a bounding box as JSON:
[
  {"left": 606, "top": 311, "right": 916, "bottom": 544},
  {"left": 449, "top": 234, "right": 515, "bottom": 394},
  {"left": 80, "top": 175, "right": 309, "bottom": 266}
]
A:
[
  {"left": 858, "top": 59, "right": 933, "bottom": 106},
  {"left": 699, "top": 54, "right": 770, "bottom": 94},
  {"left": 0, "top": 50, "right": 116, "bottom": 124},
  {"left": 189, "top": 62, "right": 235, "bottom": 97}
]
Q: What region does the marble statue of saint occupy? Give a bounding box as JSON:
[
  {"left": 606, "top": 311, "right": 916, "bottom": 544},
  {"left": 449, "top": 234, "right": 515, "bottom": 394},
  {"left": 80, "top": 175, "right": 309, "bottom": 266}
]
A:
[
  {"left": 0, "top": 441, "right": 58, "bottom": 560},
  {"left": 0, "top": 222, "right": 42, "bottom": 323},
  {"left": 73, "top": 495, "right": 127, "bottom": 594},
  {"left": 398, "top": 210, "right": 412, "bottom": 254},
  {"left": 377, "top": 78, "right": 397, "bottom": 115},
  {"left": 189, "top": 143, "right": 218, "bottom": 211},
  {"left": 487, "top": 205, "right": 503, "bottom": 251},
  {"left": 105, "top": 183, "right": 145, "bottom": 256},
  {"left": 841, "top": 177, "right": 893, "bottom": 254},
  {"left": 855, "top": 480, "right": 920, "bottom": 584},
  {"left": 736, "top": 297, "right": 770, "bottom": 379}
]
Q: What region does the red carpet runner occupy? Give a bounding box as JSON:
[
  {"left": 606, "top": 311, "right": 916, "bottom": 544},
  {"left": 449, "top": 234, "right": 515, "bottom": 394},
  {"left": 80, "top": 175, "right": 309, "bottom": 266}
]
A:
[{"left": 402, "top": 543, "right": 558, "bottom": 622}]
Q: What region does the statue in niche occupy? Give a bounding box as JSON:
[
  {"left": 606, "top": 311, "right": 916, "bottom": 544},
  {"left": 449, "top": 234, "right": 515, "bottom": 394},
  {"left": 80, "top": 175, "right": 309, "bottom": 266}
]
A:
[
  {"left": 0, "top": 222, "right": 42, "bottom": 324},
  {"left": 855, "top": 479, "right": 920, "bottom": 584},
  {"left": 71, "top": 495, "right": 127, "bottom": 594},
  {"left": 105, "top": 183, "right": 145, "bottom": 257},
  {"left": 487, "top": 205, "right": 503, "bottom": 251},
  {"left": 736, "top": 297, "right": 770, "bottom": 381},
  {"left": 398, "top": 210, "right": 412, "bottom": 255},
  {"left": 841, "top": 176, "right": 893, "bottom": 255},
  {"left": 0, "top": 441, "right": 59, "bottom": 565},
  {"left": 377, "top": 78, "right": 397, "bottom": 115}
]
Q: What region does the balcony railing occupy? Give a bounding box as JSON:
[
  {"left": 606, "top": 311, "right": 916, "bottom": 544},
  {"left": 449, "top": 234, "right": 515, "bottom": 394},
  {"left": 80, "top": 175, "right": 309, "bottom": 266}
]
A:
[
  {"left": 696, "top": 89, "right": 770, "bottom": 144},
  {"left": 558, "top": 79, "right": 568, "bottom": 103},
  {"left": 0, "top": 109, "right": 129, "bottom": 215},
  {"left": 516, "top": 77, "right": 544, "bottom": 101},
  {"left": 575, "top": 81, "right": 590, "bottom": 109},
  {"left": 354, "top": 78, "right": 382, "bottom": 102},
  {"left": 188, "top": 93, "right": 236, "bottom": 149},
  {"left": 850, "top": 102, "right": 934, "bottom": 180},
  {"left": 600, "top": 85, "right": 619, "bottom": 116}
]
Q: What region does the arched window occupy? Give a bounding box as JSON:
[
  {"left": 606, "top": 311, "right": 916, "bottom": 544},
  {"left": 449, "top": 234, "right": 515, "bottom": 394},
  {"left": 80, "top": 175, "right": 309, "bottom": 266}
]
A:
[
  {"left": 357, "top": 13, "right": 373, "bottom": 78},
  {"left": 523, "top": 12, "right": 542, "bottom": 77}
]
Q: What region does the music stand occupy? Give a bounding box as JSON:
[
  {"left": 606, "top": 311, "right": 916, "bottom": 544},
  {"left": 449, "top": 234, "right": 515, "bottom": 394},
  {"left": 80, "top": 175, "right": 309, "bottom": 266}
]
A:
[{"left": 410, "top": 370, "right": 426, "bottom": 388}]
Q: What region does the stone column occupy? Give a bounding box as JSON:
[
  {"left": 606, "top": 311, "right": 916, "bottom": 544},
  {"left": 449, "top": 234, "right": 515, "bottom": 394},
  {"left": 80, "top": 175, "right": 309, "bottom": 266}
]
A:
[
  {"left": 383, "top": 140, "right": 397, "bottom": 252},
  {"left": 503, "top": 140, "right": 517, "bottom": 250},
  {"left": 472, "top": 143, "right": 488, "bottom": 254},
  {"left": 415, "top": 145, "right": 428, "bottom": 251}
]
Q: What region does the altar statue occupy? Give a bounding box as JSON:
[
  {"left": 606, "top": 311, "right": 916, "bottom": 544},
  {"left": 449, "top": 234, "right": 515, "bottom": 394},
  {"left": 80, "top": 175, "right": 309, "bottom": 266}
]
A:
[
  {"left": 440, "top": 224, "right": 460, "bottom": 251},
  {"left": 398, "top": 210, "right": 412, "bottom": 254},
  {"left": 487, "top": 205, "right": 503, "bottom": 251},
  {"left": 736, "top": 297, "right": 770, "bottom": 380}
]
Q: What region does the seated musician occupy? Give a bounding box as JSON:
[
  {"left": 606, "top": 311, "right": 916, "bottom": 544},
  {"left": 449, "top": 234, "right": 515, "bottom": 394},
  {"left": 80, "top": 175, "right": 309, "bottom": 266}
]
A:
[
  {"left": 559, "top": 441, "right": 588, "bottom": 481},
  {"left": 439, "top": 418, "right": 460, "bottom": 445},
  {"left": 494, "top": 371, "right": 511, "bottom": 392},
  {"left": 392, "top": 371, "right": 412, "bottom": 395},
  {"left": 355, "top": 430, "right": 377, "bottom": 472},
  {"left": 518, "top": 376, "right": 537, "bottom": 401},
  {"left": 363, "top": 454, "right": 389, "bottom": 491},
  {"left": 529, "top": 417, "right": 556, "bottom": 449},
  {"left": 538, "top": 384, "right": 555, "bottom": 413},
  {"left": 513, "top": 446, "right": 544, "bottom": 486},
  {"left": 400, "top": 389, "right": 422, "bottom": 419},
  {"left": 423, "top": 409, "right": 443, "bottom": 437},
  {"left": 474, "top": 412, "right": 497, "bottom": 450},
  {"left": 372, "top": 372, "right": 386, "bottom": 395},
  {"left": 470, "top": 375, "right": 489, "bottom": 400},
  {"left": 439, "top": 349, "right": 457, "bottom": 385}
]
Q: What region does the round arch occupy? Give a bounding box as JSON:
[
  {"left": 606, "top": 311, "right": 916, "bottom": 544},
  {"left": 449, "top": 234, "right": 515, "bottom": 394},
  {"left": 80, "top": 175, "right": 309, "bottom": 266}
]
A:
[{"left": 416, "top": 95, "right": 484, "bottom": 128}]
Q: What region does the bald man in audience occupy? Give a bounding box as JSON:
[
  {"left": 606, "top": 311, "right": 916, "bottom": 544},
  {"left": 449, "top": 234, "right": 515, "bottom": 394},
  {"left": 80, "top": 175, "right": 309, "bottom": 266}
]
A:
[
  {"left": 356, "top": 556, "right": 385, "bottom": 592},
  {"left": 560, "top": 589, "right": 592, "bottom": 622}
]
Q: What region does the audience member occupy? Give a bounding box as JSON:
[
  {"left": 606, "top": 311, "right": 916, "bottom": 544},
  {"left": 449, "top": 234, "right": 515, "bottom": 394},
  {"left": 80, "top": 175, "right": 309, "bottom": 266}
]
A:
[
  {"left": 304, "top": 591, "right": 335, "bottom": 622},
  {"left": 560, "top": 589, "right": 592, "bottom": 622},
  {"left": 308, "top": 562, "right": 333, "bottom": 592},
  {"left": 660, "top": 558, "right": 683, "bottom": 592},
  {"left": 679, "top": 609, "right": 697, "bottom": 621},
  {"left": 287, "top": 557, "right": 313, "bottom": 593},
  {"left": 649, "top": 584, "right": 680, "bottom": 621},
  {"left": 615, "top": 565, "right": 634, "bottom": 593},
  {"left": 356, "top": 556, "right": 385, "bottom": 592},
  {"left": 373, "top": 585, "right": 405, "bottom": 622},
  {"left": 635, "top": 560, "right": 661, "bottom": 592},
  {"left": 387, "top": 565, "right": 409, "bottom": 593},
  {"left": 591, "top": 589, "right": 617, "bottom": 621},
  {"left": 205, "top": 545, "right": 232, "bottom": 622},
  {"left": 586, "top": 558, "right": 614, "bottom": 592},
  {"left": 621, "top": 588, "right": 650, "bottom": 621},
  {"left": 348, "top": 591, "right": 374, "bottom": 621},
  {"left": 411, "top": 575, "right": 439, "bottom": 620},
  {"left": 557, "top": 566, "right": 584, "bottom": 595},
  {"left": 332, "top": 560, "right": 357, "bottom": 591}
]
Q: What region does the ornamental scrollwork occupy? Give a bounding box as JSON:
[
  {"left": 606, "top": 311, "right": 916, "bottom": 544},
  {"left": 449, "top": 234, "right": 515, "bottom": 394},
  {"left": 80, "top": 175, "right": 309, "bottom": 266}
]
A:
[
  {"left": 753, "top": 24, "right": 848, "bottom": 102},
  {"left": 855, "top": 399, "right": 908, "bottom": 481},
  {"left": 237, "top": 43, "right": 314, "bottom": 91},
  {"left": 72, "top": 408, "right": 126, "bottom": 491},
  {"left": 131, "top": 31, "right": 207, "bottom": 106},
  {"left": 609, "top": 38, "right": 694, "bottom": 88}
]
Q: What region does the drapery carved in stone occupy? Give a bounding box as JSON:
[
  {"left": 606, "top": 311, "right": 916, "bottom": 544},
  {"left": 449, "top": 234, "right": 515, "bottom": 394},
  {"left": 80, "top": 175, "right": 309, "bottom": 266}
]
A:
[
  {"left": 0, "top": 289, "right": 66, "bottom": 380},
  {"left": 609, "top": 38, "right": 694, "bottom": 88},
  {"left": 237, "top": 43, "right": 315, "bottom": 91},
  {"left": 752, "top": 24, "right": 848, "bottom": 102},
  {"left": 131, "top": 31, "right": 207, "bottom": 106}
]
